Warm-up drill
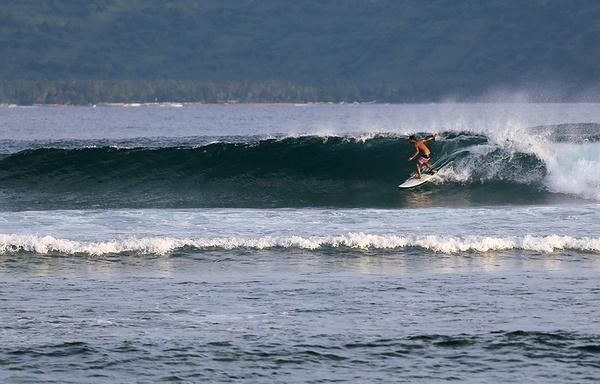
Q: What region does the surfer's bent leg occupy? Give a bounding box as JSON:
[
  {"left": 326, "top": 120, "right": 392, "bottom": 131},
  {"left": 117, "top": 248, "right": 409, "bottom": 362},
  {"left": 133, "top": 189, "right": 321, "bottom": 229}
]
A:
[
  {"left": 424, "top": 161, "right": 435, "bottom": 173},
  {"left": 419, "top": 154, "right": 436, "bottom": 174},
  {"left": 417, "top": 155, "right": 434, "bottom": 176}
]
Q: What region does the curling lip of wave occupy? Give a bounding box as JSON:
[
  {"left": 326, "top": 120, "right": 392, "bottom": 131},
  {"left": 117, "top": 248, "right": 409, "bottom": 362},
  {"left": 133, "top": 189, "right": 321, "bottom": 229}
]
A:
[{"left": 1, "top": 233, "right": 599, "bottom": 255}]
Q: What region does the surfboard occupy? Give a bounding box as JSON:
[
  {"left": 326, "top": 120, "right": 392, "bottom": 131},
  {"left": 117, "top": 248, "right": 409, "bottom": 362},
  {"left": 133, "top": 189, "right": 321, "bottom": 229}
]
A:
[
  {"left": 398, "top": 172, "right": 436, "bottom": 188},
  {"left": 399, "top": 155, "right": 451, "bottom": 189}
]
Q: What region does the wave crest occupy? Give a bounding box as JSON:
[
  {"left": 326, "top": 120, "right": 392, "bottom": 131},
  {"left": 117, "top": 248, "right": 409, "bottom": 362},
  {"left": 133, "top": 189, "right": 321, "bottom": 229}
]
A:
[{"left": 1, "top": 233, "right": 599, "bottom": 255}]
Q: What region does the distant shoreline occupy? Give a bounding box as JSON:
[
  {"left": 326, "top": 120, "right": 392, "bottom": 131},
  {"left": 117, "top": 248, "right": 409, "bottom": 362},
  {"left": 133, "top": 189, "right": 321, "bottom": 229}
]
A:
[{"left": 2, "top": 80, "right": 599, "bottom": 106}]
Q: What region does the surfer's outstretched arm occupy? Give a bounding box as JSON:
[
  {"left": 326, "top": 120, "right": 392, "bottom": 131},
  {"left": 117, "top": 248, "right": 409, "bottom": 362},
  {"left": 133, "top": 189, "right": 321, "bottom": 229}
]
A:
[
  {"left": 408, "top": 145, "right": 419, "bottom": 161},
  {"left": 424, "top": 134, "right": 436, "bottom": 142}
]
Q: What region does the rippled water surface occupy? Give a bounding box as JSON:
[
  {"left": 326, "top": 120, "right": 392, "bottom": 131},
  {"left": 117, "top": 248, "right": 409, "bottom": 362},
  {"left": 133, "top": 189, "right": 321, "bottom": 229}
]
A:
[{"left": 2, "top": 249, "right": 600, "bottom": 383}]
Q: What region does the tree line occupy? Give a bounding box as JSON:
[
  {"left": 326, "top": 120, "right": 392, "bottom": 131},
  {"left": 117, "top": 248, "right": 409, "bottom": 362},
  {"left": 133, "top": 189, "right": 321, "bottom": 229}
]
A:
[{"left": 0, "top": 80, "right": 442, "bottom": 105}]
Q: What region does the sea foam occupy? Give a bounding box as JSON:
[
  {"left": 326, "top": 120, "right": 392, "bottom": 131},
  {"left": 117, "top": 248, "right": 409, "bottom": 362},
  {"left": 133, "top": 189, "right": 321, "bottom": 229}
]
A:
[{"left": 1, "top": 233, "right": 599, "bottom": 255}]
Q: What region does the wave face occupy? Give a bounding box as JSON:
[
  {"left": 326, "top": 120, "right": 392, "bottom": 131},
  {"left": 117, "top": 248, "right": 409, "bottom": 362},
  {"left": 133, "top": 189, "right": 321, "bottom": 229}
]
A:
[{"left": 0, "top": 125, "right": 598, "bottom": 209}]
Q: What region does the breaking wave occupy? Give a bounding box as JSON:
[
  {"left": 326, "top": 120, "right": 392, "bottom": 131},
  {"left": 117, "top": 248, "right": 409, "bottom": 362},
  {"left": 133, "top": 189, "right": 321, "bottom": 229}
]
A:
[
  {"left": 1, "top": 233, "right": 599, "bottom": 255},
  {"left": 0, "top": 124, "right": 598, "bottom": 209}
]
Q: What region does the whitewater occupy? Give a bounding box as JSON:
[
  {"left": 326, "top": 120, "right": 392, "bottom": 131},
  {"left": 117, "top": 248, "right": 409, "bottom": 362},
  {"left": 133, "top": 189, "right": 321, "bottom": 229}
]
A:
[
  {"left": 0, "top": 206, "right": 599, "bottom": 255},
  {"left": 1, "top": 103, "right": 599, "bottom": 383}
]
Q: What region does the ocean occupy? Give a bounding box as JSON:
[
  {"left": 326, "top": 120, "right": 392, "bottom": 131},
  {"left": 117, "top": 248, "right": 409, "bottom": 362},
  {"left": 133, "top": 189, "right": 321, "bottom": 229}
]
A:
[{"left": 1, "top": 103, "right": 599, "bottom": 383}]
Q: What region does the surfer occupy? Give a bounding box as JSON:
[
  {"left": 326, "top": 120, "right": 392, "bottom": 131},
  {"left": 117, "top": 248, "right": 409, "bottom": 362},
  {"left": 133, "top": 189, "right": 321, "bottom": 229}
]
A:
[{"left": 408, "top": 134, "right": 436, "bottom": 178}]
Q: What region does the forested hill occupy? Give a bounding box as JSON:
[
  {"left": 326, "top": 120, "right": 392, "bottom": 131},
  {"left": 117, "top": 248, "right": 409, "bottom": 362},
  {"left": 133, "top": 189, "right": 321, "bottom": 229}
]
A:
[{"left": 1, "top": 0, "right": 599, "bottom": 104}]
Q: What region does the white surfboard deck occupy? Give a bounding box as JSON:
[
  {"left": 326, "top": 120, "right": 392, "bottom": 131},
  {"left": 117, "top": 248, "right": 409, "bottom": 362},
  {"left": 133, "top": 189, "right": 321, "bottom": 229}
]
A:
[{"left": 398, "top": 173, "right": 436, "bottom": 188}]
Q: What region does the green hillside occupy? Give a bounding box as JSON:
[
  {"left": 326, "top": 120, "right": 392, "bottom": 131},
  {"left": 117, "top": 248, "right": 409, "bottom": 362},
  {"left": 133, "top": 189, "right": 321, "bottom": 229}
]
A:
[{"left": 1, "top": 0, "right": 599, "bottom": 103}]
